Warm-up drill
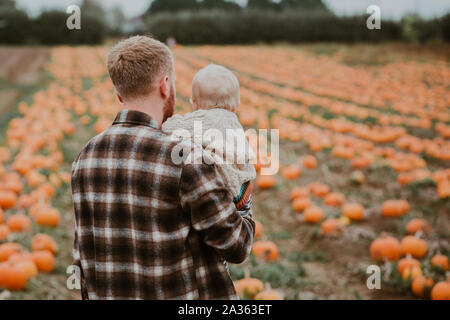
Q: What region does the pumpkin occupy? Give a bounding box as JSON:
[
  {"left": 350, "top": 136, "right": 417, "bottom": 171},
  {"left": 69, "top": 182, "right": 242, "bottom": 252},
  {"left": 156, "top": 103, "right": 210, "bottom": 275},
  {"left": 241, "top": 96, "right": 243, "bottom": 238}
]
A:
[
  {"left": 290, "top": 187, "right": 309, "bottom": 200},
  {"left": 281, "top": 165, "right": 301, "bottom": 180},
  {"left": 303, "top": 206, "right": 324, "bottom": 223},
  {"left": 431, "top": 281, "right": 450, "bottom": 300},
  {"left": 400, "top": 236, "right": 427, "bottom": 259},
  {"left": 0, "top": 243, "right": 24, "bottom": 262},
  {"left": 234, "top": 278, "right": 264, "bottom": 299},
  {"left": 31, "top": 233, "right": 59, "bottom": 254},
  {"left": 7, "top": 214, "right": 32, "bottom": 233},
  {"left": 381, "top": 200, "right": 409, "bottom": 218},
  {"left": 254, "top": 221, "right": 263, "bottom": 239},
  {"left": 4, "top": 179, "right": 23, "bottom": 194},
  {"left": 324, "top": 192, "right": 345, "bottom": 207},
  {"left": 0, "top": 190, "right": 18, "bottom": 210},
  {"left": 352, "top": 156, "right": 371, "bottom": 169},
  {"left": 397, "top": 172, "right": 414, "bottom": 186},
  {"left": 309, "top": 183, "right": 330, "bottom": 198},
  {"left": 0, "top": 208, "right": 4, "bottom": 224},
  {"left": 59, "top": 172, "right": 71, "bottom": 184},
  {"left": 397, "top": 255, "right": 420, "bottom": 274},
  {"left": 252, "top": 241, "right": 279, "bottom": 261},
  {"left": 255, "top": 289, "right": 282, "bottom": 300},
  {"left": 321, "top": 218, "right": 344, "bottom": 235},
  {"left": 0, "top": 261, "right": 29, "bottom": 291},
  {"left": 342, "top": 203, "right": 364, "bottom": 221},
  {"left": 431, "top": 254, "right": 449, "bottom": 271},
  {"left": 406, "top": 218, "right": 430, "bottom": 235},
  {"left": 370, "top": 236, "right": 401, "bottom": 262},
  {"left": 49, "top": 173, "right": 62, "bottom": 188},
  {"left": 402, "top": 265, "right": 422, "bottom": 281},
  {"left": 437, "top": 181, "right": 450, "bottom": 199},
  {"left": 35, "top": 207, "right": 60, "bottom": 227},
  {"left": 0, "top": 147, "right": 10, "bottom": 162},
  {"left": 8, "top": 252, "right": 38, "bottom": 279},
  {"left": 0, "top": 225, "right": 10, "bottom": 241},
  {"left": 31, "top": 250, "right": 55, "bottom": 273},
  {"left": 292, "top": 197, "right": 311, "bottom": 213},
  {"left": 411, "top": 276, "right": 434, "bottom": 297},
  {"left": 301, "top": 155, "right": 317, "bottom": 169},
  {"left": 256, "top": 175, "right": 277, "bottom": 189}
]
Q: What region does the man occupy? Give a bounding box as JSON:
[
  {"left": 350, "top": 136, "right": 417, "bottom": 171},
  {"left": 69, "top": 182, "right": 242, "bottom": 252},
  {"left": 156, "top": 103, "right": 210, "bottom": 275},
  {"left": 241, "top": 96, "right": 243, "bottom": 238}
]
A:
[{"left": 71, "top": 36, "right": 255, "bottom": 300}]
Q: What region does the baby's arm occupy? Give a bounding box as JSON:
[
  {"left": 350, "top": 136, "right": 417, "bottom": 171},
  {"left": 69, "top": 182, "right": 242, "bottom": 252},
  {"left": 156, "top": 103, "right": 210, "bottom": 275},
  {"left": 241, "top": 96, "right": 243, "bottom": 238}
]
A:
[{"left": 234, "top": 181, "right": 253, "bottom": 218}]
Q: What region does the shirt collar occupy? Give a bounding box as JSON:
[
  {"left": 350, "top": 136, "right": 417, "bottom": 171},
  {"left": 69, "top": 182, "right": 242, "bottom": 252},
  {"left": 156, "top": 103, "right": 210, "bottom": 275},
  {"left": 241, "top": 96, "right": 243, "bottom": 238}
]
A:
[{"left": 113, "top": 109, "right": 160, "bottom": 130}]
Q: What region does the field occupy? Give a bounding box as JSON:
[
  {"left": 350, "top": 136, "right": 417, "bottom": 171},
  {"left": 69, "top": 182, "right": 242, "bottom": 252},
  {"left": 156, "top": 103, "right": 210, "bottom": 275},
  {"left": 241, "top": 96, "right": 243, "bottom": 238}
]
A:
[{"left": 0, "top": 44, "right": 449, "bottom": 300}]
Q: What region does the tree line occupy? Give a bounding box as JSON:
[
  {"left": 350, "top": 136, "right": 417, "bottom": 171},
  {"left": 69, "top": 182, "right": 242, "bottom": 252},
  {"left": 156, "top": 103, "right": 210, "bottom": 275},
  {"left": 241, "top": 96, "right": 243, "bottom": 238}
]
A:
[{"left": 0, "top": 0, "right": 449, "bottom": 45}]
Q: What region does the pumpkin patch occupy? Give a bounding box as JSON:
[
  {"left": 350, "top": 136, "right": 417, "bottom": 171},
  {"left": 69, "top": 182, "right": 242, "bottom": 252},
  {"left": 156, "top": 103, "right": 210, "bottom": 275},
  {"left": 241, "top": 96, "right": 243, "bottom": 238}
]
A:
[{"left": 0, "top": 43, "right": 449, "bottom": 301}]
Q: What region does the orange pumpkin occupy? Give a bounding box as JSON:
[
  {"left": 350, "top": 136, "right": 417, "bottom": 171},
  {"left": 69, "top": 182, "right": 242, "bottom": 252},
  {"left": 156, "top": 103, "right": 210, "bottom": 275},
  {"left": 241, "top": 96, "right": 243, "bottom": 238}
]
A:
[
  {"left": 35, "top": 207, "right": 60, "bottom": 227},
  {"left": 401, "top": 265, "right": 422, "bottom": 281},
  {"left": 309, "top": 183, "right": 330, "bottom": 198},
  {"left": 431, "top": 254, "right": 449, "bottom": 271},
  {"left": 8, "top": 252, "right": 38, "bottom": 279},
  {"left": 281, "top": 165, "right": 301, "bottom": 180},
  {"left": 342, "top": 203, "right": 364, "bottom": 221},
  {"left": 0, "top": 261, "right": 29, "bottom": 291},
  {"left": 234, "top": 278, "right": 264, "bottom": 299},
  {"left": 321, "top": 218, "right": 344, "bottom": 235},
  {"left": 7, "top": 214, "right": 32, "bottom": 233},
  {"left": 255, "top": 289, "right": 282, "bottom": 300},
  {"left": 292, "top": 197, "right": 311, "bottom": 213},
  {"left": 400, "top": 236, "right": 427, "bottom": 259},
  {"left": 254, "top": 220, "right": 263, "bottom": 239},
  {"left": 0, "top": 243, "right": 24, "bottom": 262},
  {"left": 301, "top": 155, "right": 317, "bottom": 169},
  {"left": 406, "top": 218, "right": 430, "bottom": 235},
  {"left": 0, "top": 225, "right": 10, "bottom": 241},
  {"left": 0, "top": 190, "right": 18, "bottom": 210},
  {"left": 381, "top": 200, "right": 409, "bottom": 218},
  {"left": 290, "top": 187, "right": 309, "bottom": 200},
  {"left": 252, "top": 241, "right": 279, "bottom": 261},
  {"left": 31, "top": 250, "right": 55, "bottom": 273},
  {"left": 256, "top": 175, "right": 277, "bottom": 189},
  {"left": 397, "top": 255, "right": 420, "bottom": 274},
  {"left": 303, "top": 206, "right": 324, "bottom": 223},
  {"left": 411, "top": 276, "right": 434, "bottom": 297},
  {"left": 0, "top": 208, "right": 4, "bottom": 224},
  {"left": 431, "top": 281, "right": 450, "bottom": 300},
  {"left": 370, "top": 236, "right": 401, "bottom": 262},
  {"left": 31, "top": 233, "right": 59, "bottom": 254},
  {"left": 324, "top": 192, "right": 345, "bottom": 207}
]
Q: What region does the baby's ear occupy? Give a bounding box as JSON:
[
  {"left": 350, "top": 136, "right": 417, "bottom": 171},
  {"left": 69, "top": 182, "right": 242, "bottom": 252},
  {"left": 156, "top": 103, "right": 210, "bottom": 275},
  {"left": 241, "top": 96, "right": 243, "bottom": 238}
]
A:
[{"left": 191, "top": 98, "right": 199, "bottom": 111}]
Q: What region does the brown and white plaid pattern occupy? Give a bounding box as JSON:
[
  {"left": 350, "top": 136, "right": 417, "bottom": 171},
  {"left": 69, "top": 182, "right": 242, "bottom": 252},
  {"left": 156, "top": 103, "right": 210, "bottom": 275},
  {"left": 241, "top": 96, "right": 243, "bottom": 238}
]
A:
[{"left": 71, "top": 109, "right": 255, "bottom": 300}]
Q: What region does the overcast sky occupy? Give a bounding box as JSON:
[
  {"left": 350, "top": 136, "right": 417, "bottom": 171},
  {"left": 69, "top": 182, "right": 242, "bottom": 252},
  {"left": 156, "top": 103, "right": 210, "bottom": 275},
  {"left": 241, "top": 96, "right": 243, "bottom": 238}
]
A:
[{"left": 15, "top": 0, "right": 450, "bottom": 20}]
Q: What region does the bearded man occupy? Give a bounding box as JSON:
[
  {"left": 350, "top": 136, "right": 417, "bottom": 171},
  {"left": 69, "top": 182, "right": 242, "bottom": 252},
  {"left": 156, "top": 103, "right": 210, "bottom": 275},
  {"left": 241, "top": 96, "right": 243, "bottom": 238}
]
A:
[{"left": 71, "top": 36, "right": 254, "bottom": 300}]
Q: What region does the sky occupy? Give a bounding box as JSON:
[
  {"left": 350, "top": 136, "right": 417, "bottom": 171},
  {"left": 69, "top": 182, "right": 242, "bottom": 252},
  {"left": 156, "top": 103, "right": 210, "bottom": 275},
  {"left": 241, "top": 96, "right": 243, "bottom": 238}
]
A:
[{"left": 14, "top": 0, "right": 450, "bottom": 20}]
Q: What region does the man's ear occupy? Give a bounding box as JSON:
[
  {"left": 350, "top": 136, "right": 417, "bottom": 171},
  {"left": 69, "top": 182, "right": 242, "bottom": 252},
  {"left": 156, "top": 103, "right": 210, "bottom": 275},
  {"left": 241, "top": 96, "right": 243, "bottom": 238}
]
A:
[{"left": 160, "top": 75, "right": 169, "bottom": 98}]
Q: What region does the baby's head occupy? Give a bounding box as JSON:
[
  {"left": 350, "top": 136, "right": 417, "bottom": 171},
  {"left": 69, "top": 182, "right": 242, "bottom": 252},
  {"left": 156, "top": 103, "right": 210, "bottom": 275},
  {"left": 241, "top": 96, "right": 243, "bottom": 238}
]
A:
[{"left": 191, "top": 64, "right": 240, "bottom": 113}]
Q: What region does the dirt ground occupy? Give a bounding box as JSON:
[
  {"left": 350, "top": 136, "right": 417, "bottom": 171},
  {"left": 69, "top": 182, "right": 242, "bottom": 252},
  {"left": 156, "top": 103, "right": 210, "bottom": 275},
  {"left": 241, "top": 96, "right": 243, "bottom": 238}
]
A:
[{"left": 0, "top": 47, "right": 49, "bottom": 84}]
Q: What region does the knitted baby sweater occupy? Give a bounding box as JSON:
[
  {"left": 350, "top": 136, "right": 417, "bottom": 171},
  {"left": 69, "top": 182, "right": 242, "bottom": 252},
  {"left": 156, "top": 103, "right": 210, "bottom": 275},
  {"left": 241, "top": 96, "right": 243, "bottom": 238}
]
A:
[{"left": 162, "top": 108, "right": 257, "bottom": 198}]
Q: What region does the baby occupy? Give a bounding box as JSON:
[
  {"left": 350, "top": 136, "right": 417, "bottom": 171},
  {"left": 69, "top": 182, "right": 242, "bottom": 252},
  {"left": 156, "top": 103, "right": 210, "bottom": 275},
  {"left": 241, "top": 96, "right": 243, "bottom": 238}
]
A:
[{"left": 163, "top": 64, "right": 256, "bottom": 231}]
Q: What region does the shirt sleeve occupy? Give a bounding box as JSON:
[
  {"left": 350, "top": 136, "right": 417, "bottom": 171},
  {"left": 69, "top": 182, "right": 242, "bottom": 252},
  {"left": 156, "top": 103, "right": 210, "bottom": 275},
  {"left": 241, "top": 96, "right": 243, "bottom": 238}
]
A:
[
  {"left": 179, "top": 161, "right": 255, "bottom": 264},
  {"left": 72, "top": 230, "right": 89, "bottom": 299}
]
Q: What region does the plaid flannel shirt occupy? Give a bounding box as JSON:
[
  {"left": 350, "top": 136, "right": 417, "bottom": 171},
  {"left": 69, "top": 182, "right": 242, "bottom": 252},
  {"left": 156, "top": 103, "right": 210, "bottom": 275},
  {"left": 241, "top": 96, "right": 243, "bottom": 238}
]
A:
[{"left": 71, "top": 109, "right": 255, "bottom": 300}]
